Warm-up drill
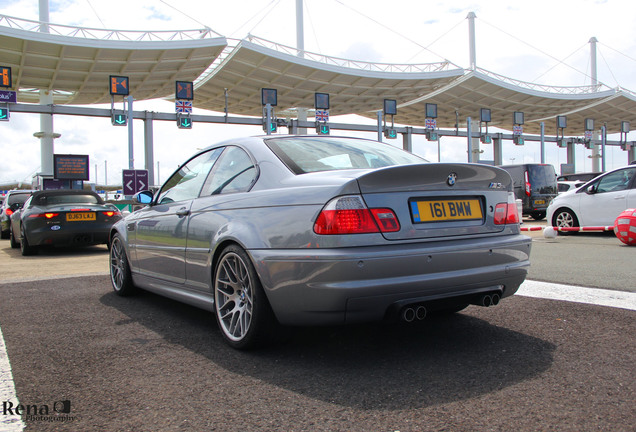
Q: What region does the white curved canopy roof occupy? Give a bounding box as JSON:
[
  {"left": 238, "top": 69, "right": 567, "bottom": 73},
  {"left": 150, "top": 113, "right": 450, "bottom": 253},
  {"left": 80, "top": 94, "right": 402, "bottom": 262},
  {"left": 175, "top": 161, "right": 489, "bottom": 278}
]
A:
[
  {"left": 2, "top": 15, "right": 636, "bottom": 135},
  {"left": 193, "top": 38, "right": 463, "bottom": 117},
  {"left": 0, "top": 22, "right": 227, "bottom": 104}
]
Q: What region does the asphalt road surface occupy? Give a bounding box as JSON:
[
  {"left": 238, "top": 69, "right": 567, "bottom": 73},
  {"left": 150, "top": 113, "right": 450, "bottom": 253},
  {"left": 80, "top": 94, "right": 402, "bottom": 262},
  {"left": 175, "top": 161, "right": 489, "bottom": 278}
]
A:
[{"left": 0, "top": 231, "right": 634, "bottom": 432}]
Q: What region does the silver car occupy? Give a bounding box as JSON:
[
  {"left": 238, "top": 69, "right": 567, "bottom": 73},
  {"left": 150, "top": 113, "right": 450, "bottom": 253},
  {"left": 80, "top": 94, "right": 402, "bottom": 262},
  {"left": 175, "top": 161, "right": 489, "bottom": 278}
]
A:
[{"left": 109, "top": 136, "right": 531, "bottom": 349}]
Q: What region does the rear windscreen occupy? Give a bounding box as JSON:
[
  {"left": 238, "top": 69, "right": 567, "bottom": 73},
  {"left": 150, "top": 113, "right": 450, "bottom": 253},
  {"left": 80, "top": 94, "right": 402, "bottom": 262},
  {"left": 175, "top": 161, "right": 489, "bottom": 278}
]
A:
[
  {"left": 528, "top": 165, "right": 557, "bottom": 194},
  {"left": 35, "top": 194, "right": 102, "bottom": 206},
  {"left": 7, "top": 193, "right": 31, "bottom": 205},
  {"left": 266, "top": 137, "right": 425, "bottom": 174}
]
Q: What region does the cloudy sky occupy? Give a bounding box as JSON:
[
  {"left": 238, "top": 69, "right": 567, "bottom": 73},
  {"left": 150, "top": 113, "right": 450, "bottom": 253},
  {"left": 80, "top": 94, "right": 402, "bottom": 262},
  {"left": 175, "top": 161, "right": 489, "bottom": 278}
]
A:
[{"left": 1, "top": 0, "right": 635, "bottom": 186}]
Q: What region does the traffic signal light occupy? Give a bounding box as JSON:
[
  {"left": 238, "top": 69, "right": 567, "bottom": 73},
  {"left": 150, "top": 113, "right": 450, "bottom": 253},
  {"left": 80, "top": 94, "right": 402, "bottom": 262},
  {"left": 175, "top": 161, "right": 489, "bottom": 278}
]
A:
[
  {"left": 0, "top": 66, "right": 12, "bottom": 88},
  {"left": 316, "top": 123, "right": 330, "bottom": 135},
  {"left": 111, "top": 112, "right": 127, "bottom": 126},
  {"left": 263, "top": 121, "right": 277, "bottom": 133},
  {"left": 177, "top": 114, "right": 192, "bottom": 129},
  {"left": 0, "top": 106, "right": 9, "bottom": 121},
  {"left": 109, "top": 75, "right": 129, "bottom": 96},
  {"left": 384, "top": 128, "right": 397, "bottom": 139},
  {"left": 513, "top": 135, "right": 525, "bottom": 146},
  {"left": 425, "top": 130, "right": 438, "bottom": 141},
  {"left": 480, "top": 134, "right": 492, "bottom": 144}
]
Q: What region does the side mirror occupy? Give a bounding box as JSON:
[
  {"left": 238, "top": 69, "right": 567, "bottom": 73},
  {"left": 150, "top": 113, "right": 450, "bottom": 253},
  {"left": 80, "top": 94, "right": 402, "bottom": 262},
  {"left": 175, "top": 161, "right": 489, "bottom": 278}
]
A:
[
  {"left": 133, "top": 190, "right": 154, "bottom": 205},
  {"left": 586, "top": 185, "right": 597, "bottom": 195}
]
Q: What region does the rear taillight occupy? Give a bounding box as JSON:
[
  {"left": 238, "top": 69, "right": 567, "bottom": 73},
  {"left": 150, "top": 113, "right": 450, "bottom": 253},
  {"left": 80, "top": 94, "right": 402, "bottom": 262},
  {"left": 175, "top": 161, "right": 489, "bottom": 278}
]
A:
[
  {"left": 103, "top": 210, "right": 120, "bottom": 217},
  {"left": 29, "top": 212, "right": 59, "bottom": 219},
  {"left": 369, "top": 208, "right": 400, "bottom": 232},
  {"left": 524, "top": 171, "right": 531, "bottom": 196},
  {"left": 5, "top": 208, "right": 13, "bottom": 217},
  {"left": 494, "top": 193, "right": 520, "bottom": 225},
  {"left": 314, "top": 196, "right": 400, "bottom": 235}
]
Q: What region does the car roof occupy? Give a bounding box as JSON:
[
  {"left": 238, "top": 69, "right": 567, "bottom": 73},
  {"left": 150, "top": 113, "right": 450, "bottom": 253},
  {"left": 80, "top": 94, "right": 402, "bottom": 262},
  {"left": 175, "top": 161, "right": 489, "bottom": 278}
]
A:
[
  {"left": 6, "top": 189, "right": 34, "bottom": 195},
  {"left": 31, "top": 190, "right": 100, "bottom": 198}
]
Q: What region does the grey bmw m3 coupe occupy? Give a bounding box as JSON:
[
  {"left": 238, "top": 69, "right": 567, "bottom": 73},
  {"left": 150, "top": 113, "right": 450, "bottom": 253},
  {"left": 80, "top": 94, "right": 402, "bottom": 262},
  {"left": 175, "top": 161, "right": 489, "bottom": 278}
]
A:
[{"left": 109, "top": 135, "right": 531, "bottom": 349}]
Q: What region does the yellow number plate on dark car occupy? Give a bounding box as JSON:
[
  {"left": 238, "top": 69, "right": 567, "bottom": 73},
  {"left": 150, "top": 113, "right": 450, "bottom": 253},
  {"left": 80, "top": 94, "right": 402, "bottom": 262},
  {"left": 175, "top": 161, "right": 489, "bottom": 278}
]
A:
[
  {"left": 66, "top": 212, "right": 96, "bottom": 221},
  {"left": 410, "top": 199, "right": 483, "bottom": 223}
]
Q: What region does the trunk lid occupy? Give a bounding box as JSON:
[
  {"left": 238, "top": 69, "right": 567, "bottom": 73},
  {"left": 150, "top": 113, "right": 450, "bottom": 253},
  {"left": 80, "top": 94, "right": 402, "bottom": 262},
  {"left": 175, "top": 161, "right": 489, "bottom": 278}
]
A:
[{"left": 356, "top": 163, "right": 515, "bottom": 240}]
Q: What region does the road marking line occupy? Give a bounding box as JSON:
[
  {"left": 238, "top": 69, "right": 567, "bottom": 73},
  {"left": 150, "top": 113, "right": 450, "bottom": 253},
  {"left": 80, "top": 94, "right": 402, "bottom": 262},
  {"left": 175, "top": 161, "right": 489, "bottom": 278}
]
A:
[
  {"left": 518, "top": 280, "right": 636, "bottom": 311},
  {"left": 0, "top": 326, "right": 25, "bottom": 432}
]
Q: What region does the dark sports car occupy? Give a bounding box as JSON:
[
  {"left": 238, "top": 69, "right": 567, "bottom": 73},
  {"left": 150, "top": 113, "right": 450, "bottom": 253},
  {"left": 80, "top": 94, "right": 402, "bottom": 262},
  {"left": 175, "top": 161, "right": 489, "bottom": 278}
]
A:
[
  {"left": 108, "top": 135, "right": 532, "bottom": 349},
  {"left": 1, "top": 190, "right": 34, "bottom": 239},
  {"left": 10, "top": 190, "right": 122, "bottom": 255}
]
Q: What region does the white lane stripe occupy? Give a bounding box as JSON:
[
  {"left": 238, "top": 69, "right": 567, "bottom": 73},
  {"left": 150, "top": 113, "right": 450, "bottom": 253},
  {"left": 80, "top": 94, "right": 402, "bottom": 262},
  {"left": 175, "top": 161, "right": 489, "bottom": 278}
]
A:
[
  {"left": 0, "top": 326, "right": 24, "bottom": 432},
  {"left": 518, "top": 280, "right": 636, "bottom": 311}
]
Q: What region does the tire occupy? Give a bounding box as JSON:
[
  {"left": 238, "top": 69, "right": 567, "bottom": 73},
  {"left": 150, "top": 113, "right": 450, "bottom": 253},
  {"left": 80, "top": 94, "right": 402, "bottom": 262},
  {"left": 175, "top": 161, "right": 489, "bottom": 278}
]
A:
[
  {"left": 214, "top": 245, "right": 277, "bottom": 350},
  {"left": 9, "top": 226, "right": 19, "bottom": 249},
  {"left": 552, "top": 208, "right": 579, "bottom": 234},
  {"left": 20, "top": 227, "right": 37, "bottom": 256},
  {"left": 109, "top": 233, "right": 136, "bottom": 296}
]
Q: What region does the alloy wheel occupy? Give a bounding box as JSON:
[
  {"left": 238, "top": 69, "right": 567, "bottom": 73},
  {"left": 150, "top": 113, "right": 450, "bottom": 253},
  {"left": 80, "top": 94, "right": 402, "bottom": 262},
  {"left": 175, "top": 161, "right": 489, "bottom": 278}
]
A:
[
  {"left": 215, "top": 252, "right": 254, "bottom": 342},
  {"left": 110, "top": 237, "right": 127, "bottom": 291}
]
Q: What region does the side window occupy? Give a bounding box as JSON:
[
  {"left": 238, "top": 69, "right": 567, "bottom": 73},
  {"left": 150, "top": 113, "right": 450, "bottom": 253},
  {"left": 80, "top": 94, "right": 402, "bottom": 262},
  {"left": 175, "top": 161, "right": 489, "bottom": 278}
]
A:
[
  {"left": 157, "top": 148, "right": 223, "bottom": 204},
  {"left": 201, "top": 146, "right": 256, "bottom": 196},
  {"left": 596, "top": 168, "right": 635, "bottom": 193}
]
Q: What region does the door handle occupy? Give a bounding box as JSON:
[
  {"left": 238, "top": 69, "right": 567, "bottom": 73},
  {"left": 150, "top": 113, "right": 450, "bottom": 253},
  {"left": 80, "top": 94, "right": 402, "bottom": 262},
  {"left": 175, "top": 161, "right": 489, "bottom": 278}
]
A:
[{"left": 176, "top": 207, "right": 190, "bottom": 217}]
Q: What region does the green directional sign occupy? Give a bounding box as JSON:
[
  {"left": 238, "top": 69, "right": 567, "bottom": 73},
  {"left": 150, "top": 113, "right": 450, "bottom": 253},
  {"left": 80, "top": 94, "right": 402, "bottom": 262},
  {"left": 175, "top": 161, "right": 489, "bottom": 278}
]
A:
[
  {"left": 177, "top": 116, "right": 192, "bottom": 129},
  {"left": 0, "top": 106, "right": 9, "bottom": 121},
  {"left": 262, "top": 121, "right": 276, "bottom": 133},
  {"left": 384, "top": 128, "right": 397, "bottom": 139},
  {"left": 316, "top": 124, "right": 330, "bottom": 135},
  {"left": 111, "top": 112, "right": 127, "bottom": 126}
]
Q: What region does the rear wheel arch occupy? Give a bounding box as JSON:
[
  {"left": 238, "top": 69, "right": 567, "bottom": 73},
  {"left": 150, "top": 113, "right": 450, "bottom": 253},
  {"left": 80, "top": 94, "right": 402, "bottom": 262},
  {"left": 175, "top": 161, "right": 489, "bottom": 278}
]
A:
[
  {"left": 210, "top": 239, "right": 250, "bottom": 284},
  {"left": 212, "top": 243, "right": 278, "bottom": 349}
]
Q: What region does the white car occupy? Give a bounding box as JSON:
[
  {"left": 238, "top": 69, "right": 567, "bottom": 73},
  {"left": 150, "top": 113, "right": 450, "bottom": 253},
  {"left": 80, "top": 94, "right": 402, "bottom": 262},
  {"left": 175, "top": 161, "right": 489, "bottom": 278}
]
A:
[
  {"left": 557, "top": 181, "right": 584, "bottom": 194},
  {"left": 548, "top": 165, "right": 636, "bottom": 229}
]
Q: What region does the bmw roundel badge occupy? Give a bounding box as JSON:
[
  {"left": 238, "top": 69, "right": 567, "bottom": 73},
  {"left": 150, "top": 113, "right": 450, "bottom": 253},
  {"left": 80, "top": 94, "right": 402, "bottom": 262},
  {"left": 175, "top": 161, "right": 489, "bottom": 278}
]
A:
[{"left": 447, "top": 172, "right": 457, "bottom": 186}]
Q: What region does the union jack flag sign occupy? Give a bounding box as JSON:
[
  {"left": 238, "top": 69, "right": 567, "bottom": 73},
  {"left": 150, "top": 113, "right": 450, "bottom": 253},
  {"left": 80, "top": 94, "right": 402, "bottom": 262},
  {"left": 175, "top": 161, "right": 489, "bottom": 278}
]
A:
[
  {"left": 425, "top": 118, "right": 437, "bottom": 129},
  {"left": 315, "top": 110, "right": 329, "bottom": 122},
  {"left": 175, "top": 100, "right": 193, "bottom": 113}
]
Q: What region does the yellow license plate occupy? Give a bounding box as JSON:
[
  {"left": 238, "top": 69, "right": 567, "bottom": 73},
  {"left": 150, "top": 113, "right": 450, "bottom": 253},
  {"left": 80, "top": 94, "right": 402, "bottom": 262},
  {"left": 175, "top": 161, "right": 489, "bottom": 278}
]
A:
[
  {"left": 411, "top": 199, "right": 483, "bottom": 222},
  {"left": 66, "top": 212, "right": 96, "bottom": 221},
  {"left": 534, "top": 200, "right": 545, "bottom": 205}
]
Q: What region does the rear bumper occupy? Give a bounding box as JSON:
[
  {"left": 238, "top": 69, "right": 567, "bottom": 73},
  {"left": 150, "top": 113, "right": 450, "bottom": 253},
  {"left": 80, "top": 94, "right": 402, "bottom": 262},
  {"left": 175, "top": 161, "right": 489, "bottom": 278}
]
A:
[
  {"left": 0, "top": 218, "right": 9, "bottom": 233},
  {"left": 26, "top": 224, "right": 112, "bottom": 247},
  {"left": 250, "top": 234, "right": 532, "bottom": 325}
]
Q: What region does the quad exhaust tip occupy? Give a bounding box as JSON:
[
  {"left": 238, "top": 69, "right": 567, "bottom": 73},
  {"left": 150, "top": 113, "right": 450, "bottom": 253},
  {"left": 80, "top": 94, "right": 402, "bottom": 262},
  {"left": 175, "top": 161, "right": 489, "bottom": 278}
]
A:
[{"left": 399, "top": 291, "right": 501, "bottom": 322}]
